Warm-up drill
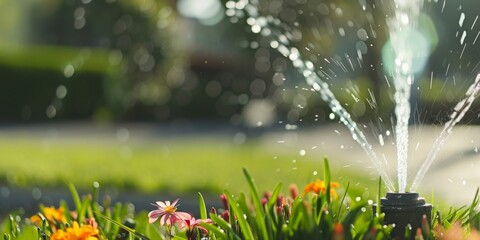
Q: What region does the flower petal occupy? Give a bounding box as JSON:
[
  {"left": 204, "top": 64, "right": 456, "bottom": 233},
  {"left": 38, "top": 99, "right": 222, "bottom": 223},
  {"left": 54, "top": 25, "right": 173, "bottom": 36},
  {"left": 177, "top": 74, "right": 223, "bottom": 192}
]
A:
[
  {"left": 156, "top": 201, "right": 167, "bottom": 208},
  {"left": 148, "top": 210, "right": 164, "bottom": 223},
  {"left": 171, "top": 198, "right": 180, "bottom": 207},
  {"left": 175, "top": 212, "right": 192, "bottom": 221}
]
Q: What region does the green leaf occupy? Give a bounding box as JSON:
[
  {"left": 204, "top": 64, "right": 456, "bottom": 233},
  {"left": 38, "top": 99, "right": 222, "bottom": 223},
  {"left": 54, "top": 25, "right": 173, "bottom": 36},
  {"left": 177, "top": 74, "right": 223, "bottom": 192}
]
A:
[
  {"left": 209, "top": 213, "right": 241, "bottom": 240},
  {"left": 324, "top": 158, "right": 331, "bottom": 204},
  {"left": 225, "top": 190, "right": 255, "bottom": 240},
  {"left": 201, "top": 218, "right": 227, "bottom": 239},
  {"left": 341, "top": 203, "right": 366, "bottom": 239},
  {"left": 68, "top": 183, "right": 82, "bottom": 214},
  {"left": 198, "top": 192, "right": 208, "bottom": 220}
]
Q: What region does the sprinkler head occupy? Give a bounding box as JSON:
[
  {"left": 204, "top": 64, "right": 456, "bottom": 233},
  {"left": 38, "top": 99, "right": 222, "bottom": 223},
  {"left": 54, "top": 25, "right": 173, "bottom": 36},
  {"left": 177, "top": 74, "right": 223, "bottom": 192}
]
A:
[{"left": 374, "top": 192, "right": 432, "bottom": 239}]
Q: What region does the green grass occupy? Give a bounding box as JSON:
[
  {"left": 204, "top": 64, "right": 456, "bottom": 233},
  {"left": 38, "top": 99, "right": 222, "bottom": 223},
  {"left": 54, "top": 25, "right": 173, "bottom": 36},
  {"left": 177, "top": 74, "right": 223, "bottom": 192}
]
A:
[{"left": 0, "top": 135, "right": 376, "bottom": 195}]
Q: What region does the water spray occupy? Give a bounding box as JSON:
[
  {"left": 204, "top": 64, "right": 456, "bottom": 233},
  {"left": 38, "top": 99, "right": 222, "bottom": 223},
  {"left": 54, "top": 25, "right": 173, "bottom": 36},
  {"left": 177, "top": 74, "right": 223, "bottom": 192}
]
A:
[{"left": 231, "top": 0, "right": 477, "bottom": 237}]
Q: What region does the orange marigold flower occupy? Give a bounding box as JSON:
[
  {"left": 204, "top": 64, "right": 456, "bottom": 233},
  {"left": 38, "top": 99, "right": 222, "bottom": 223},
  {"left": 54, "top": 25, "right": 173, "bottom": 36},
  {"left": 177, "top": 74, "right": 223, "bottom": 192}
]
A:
[
  {"left": 303, "top": 179, "right": 340, "bottom": 198},
  {"left": 31, "top": 206, "right": 67, "bottom": 225},
  {"left": 50, "top": 221, "right": 99, "bottom": 240}
]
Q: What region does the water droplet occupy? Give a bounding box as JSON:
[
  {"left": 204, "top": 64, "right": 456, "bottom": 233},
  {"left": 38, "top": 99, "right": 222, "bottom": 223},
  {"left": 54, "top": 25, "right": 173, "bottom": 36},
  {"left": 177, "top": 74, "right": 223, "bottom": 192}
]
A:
[
  {"left": 313, "top": 171, "right": 318, "bottom": 176},
  {"left": 459, "top": 12, "right": 466, "bottom": 27},
  {"left": 63, "top": 64, "right": 75, "bottom": 78},
  {"left": 32, "top": 187, "right": 42, "bottom": 200},
  {"left": 285, "top": 124, "right": 298, "bottom": 130},
  {"left": 355, "top": 196, "right": 361, "bottom": 202},
  {"left": 378, "top": 134, "right": 384, "bottom": 146},
  {"left": 116, "top": 128, "right": 130, "bottom": 142},
  {"left": 357, "top": 28, "right": 368, "bottom": 41},
  {"left": 251, "top": 25, "right": 261, "bottom": 33},
  {"left": 299, "top": 149, "right": 306, "bottom": 156},
  {"left": 368, "top": 200, "right": 373, "bottom": 205},
  {"left": 361, "top": 207, "right": 366, "bottom": 212},
  {"left": 225, "top": 1, "right": 235, "bottom": 9},
  {"left": 233, "top": 132, "right": 247, "bottom": 145},
  {"left": 46, "top": 105, "right": 57, "bottom": 119},
  {"left": 329, "top": 113, "right": 335, "bottom": 120},
  {"left": 56, "top": 85, "right": 67, "bottom": 99},
  {"left": 270, "top": 40, "right": 279, "bottom": 49},
  {"left": 460, "top": 31, "right": 467, "bottom": 45},
  {"left": 292, "top": 159, "right": 297, "bottom": 164}
]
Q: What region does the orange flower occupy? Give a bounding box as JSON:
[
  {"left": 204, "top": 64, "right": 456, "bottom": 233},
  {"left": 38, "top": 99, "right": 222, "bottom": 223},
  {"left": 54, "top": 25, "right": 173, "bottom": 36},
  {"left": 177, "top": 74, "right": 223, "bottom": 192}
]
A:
[
  {"left": 31, "top": 206, "right": 67, "bottom": 225},
  {"left": 303, "top": 179, "right": 340, "bottom": 198},
  {"left": 50, "top": 221, "right": 99, "bottom": 240},
  {"left": 333, "top": 223, "right": 345, "bottom": 240}
]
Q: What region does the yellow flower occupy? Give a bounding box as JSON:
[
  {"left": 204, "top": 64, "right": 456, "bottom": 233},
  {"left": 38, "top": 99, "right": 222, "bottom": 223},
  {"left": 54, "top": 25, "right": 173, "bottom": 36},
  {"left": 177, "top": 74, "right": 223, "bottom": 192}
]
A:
[
  {"left": 303, "top": 179, "right": 340, "bottom": 199},
  {"left": 31, "top": 206, "right": 67, "bottom": 225},
  {"left": 50, "top": 221, "right": 99, "bottom": 240}
]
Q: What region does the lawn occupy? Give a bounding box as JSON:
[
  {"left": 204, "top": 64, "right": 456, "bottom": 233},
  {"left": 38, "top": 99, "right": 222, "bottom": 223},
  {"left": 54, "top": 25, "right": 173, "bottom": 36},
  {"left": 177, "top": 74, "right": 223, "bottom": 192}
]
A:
[{"left": 0, "top": 129, "right": 377, "bottom": 197}]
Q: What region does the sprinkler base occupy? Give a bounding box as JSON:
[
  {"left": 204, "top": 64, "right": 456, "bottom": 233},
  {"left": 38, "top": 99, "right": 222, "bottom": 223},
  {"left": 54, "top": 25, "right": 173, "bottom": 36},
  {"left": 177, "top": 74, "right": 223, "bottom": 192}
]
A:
[{"left": 374, "top": 192, "right": 432, "bottom": 239}]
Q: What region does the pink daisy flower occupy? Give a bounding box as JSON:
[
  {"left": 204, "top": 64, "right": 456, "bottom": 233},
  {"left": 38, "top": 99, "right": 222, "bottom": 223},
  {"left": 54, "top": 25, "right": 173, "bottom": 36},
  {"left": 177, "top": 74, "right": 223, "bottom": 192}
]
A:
[{"left": 148, "top": 199, "right": 191, "bottom": 226}]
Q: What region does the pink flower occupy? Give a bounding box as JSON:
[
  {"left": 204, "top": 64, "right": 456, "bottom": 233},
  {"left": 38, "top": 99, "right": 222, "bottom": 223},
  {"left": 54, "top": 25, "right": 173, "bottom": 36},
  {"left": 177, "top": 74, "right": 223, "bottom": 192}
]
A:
[
  {"left": 221, "top": 210, "right": 230, "bottom": 222},
  {"left": 148, "top": 199, "right": 191, "bottom": 226},
  {"left": 184, "top": 217, "right": 213, "bottom": 235}
]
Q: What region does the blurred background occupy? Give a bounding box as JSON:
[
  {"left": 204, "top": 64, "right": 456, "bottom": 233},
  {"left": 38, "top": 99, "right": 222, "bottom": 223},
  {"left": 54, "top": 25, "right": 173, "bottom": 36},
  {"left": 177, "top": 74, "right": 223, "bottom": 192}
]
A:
[{"left": 0, "top": 0, "right": 480, "bottom": 214}]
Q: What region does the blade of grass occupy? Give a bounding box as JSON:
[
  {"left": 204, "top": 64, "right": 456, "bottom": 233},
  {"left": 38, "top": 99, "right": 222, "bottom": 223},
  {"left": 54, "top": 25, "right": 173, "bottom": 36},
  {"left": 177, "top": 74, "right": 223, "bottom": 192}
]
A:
[
  {"left": 267, "top": 183, "right": 283, "bottom": 208},
  {"left": 376, "top": 177, "right": 382, "bottom": 217},
  {"left": 336, "top": 181, "right": 350, "bottom": 221},
  {"left": 266, "top": 182, "right": 282, "bottom": 234},
  {"left": 242, "top": 168, "right": 268, "bottom": 240},
  {"left": 77, "top": 197, "right": 90, "bottom": 223},
  {"left": 198, "top": 192, "right": 208, "bottom": 220}
]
